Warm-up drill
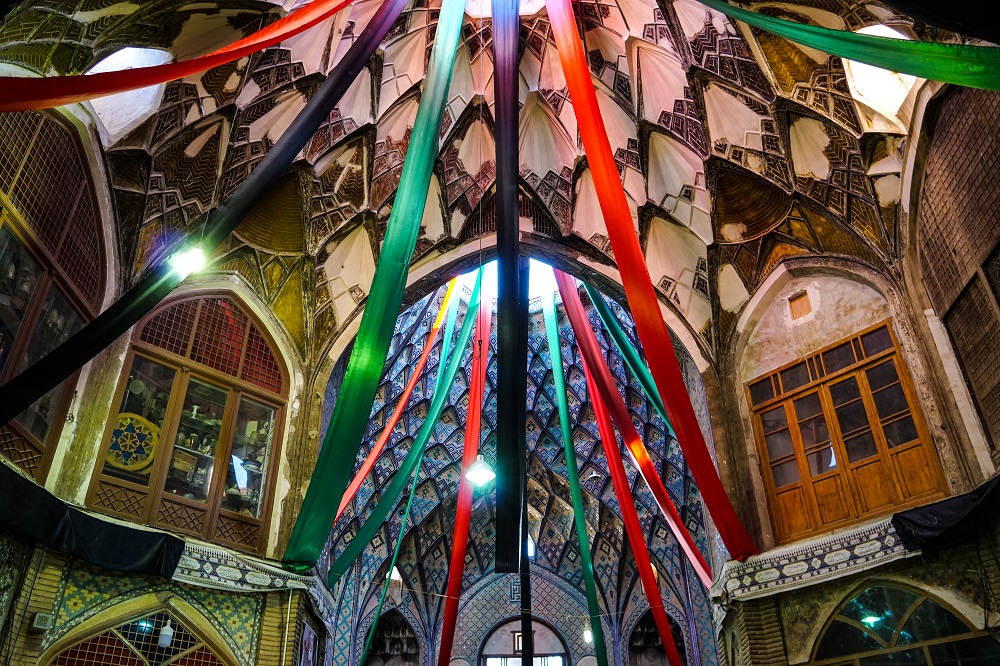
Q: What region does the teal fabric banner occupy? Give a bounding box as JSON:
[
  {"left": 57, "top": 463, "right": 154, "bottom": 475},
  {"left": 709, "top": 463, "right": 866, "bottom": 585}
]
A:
[
  {"left": 701, "top": 0, "right": 1000, "bottom": 90},
  {"left": 542, "top": 294, "right": 610, "bottom": 666},
  {"left": 284, "top": 0, "right": 469, "bottom": 570},
  {"left": 583, "top": 284, "right": 674, "bottom": 437},
  {"left": 358, "top": 464, "right": 421, "bottom": 666},
  {"left": 327, "top": 270, "right": 483, "bottom": 586}
]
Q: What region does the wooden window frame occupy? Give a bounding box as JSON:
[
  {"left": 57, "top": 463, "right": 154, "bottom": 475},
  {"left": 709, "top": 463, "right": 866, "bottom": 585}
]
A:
[
  {"left": 747, "top": 319, "right": 948, "bottom": 544},
  {"left": 86, "top": 294, "right": 288, "bottom": 556},
  {"left": 0, "top": 203, "right": 95, "bottom": 481}
]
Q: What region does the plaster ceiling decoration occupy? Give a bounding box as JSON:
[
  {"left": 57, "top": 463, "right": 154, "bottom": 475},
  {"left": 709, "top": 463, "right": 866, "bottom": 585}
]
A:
[
  {"left": 645, "top": 216, "right": 711, "bottom": 331},
  {"left": 645, "top": 132, "right": 712, "bottom": 244},
  {"left": 0, "top": 0, "right": 921, "bottom": 361},
  {"left": 322, "top": 224, "right": 377, "bottom": 323}
]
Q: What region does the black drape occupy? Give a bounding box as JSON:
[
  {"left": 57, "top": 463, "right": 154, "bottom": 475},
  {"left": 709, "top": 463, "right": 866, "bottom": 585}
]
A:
[
  {"left": 0, "top": 463, "right": 183, "bottom": 577},
  {"left": 892, "top": 475, "right": 1000, "bottom": 550},
  {"left": 880, "top": 1, "right": 1000, "bottom": 44}
]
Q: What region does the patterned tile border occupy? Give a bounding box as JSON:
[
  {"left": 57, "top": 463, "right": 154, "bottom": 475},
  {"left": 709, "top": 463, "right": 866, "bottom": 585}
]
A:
[
  {"left": 173, "top": 541, "right": 338, "bottom": 629},
  {"left": 713, "top": 518, "right": 919, "bottom": 601}
]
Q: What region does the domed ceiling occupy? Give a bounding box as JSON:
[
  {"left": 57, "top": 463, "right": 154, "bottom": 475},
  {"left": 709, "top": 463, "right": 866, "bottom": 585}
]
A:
[
  {"left": 320, "top": 264, "right": 718, "bottom": 664},
  {"left": 0, "top": 0, "right": 915, "bottom": 361}
]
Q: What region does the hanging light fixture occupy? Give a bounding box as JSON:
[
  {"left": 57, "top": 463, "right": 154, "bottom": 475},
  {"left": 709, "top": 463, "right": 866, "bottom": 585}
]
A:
[
  {"left": 169, "top": 245, "right": 205, "bottom": 279},
  {"left": 465, "top": 454, "right": 496, "bottom": 487},
  {"left": 157, "top": 619, "right": 174, "bottom": 648},
  {"left": 583, "top": 622, "right": 594, "bottom": 644}
]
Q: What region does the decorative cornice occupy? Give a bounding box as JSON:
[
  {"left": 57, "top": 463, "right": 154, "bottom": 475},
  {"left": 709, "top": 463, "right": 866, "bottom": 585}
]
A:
[
  {"left": 714, "top": 517, "right": 917, "bottom": 602},
  {"left": 174, "top": 541, "right": 338, "bottom": 627}
]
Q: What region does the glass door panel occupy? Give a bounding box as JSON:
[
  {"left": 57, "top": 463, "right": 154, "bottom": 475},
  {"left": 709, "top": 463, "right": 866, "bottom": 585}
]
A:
[
  {"left": 102, "top": 356, "right": 176, "bottom": 486},
  {"left": 0, "top": 226, "right": 41, "bottom": 373},
  {"left": 13, "top": 286, "right": 84, "bottom": 441},
  {"left": 165, "top": 378, "right": 228, "bottom": 503},
  {"left": 224, "top": 397, "right": 275, "bottom": 518}
]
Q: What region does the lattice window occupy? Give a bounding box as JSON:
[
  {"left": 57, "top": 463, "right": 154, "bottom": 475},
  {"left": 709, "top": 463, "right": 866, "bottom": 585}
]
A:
[
  {"left": 138, "top": 296, "right": 284, "bottom": 395},
  {"left": 0, "top": 111, "right": 105, "bottom": 311},
  {"left": 49, "top": 610, "right": 227, "bottom": 666}
]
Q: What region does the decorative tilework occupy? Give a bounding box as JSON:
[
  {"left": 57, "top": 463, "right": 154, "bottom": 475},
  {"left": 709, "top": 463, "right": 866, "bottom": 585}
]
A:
[
  {"left": 48, "top": 561, "right": 264, "bottom": 666},
  {"left": 715, "top": 517, "right": 915, "bottom": 601}
]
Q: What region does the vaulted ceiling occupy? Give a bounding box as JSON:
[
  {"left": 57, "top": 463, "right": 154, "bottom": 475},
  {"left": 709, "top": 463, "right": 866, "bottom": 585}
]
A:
[
  {"left": 320, "top": 280, "right": 716, "bottom": 647},
  {"left": 0, "top": 0, "right": 923, "bottom": 366}
]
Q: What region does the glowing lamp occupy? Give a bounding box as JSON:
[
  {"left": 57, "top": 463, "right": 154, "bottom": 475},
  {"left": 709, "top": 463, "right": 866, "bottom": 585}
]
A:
[
  {"left": 169, "top": 246, "right": 205, "bottom": 279},
  {"left": 583, "top": 624, "right": 594, "bottom": 644},
  {"left": 465, "top": 454, "right": 495, "bottom": 487},
  {"left": 157, "top": 619, "right": 174, "bottom": 648}
]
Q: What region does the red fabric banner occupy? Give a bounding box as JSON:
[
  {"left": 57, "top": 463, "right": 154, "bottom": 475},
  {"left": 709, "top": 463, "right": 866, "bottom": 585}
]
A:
[
  {"left": 333, "top": 281, "right": 457, "bottom": 525},
  {"left": 556, "top": 271, "right": 713, "bottom": 589},
  {"left": 437, "top": 291, "right": 491, "bottom": 666},
  {"left": 0, "top": 0, "right": 355, "bottom": 112},
  {"left": 543, "top": 0, "right": 756, "bottom": 560},
  {"left": 583, "top": 359, "right": 683, "bottom": 666}
]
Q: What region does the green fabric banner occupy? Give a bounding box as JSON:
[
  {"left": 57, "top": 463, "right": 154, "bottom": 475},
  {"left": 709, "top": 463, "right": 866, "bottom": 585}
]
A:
[
  {"left": 358, "top": 464, "right": 421, "bottom": 666},
  {"left": 542, "top": 295, "right": 609, "bottom": 666},
  {"left": 583, "top": 284, "right": 674, "bottom": 438},
  {"left": 283, "top": 0, "right": 468, "bottom": 571},
  {"left": 327, "top": 271, "right": 483, "bottom": 587},
  {"left": 700, "top": 0, "right": 1000, "bottom": 90}
]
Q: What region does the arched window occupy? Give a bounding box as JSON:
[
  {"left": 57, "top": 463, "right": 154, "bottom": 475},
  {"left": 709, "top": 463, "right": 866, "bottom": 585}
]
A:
[
  {"left": 812, "top": 584, "right": 1000, "bottom": 664},
  {"left": 46, "top": 608, "right": 233, "bottom": 666},
  {"left": 0, "top": 110, "right": 107, "bottom": 481},
  {"left": 87, "top": 294, "right": 287, "bottom": 554},
  {"left": 628, "top": 610, "right": 687, "bottom": 666},
  {"left": 480, "top": 617, "right": 569, "bottom": 666}
]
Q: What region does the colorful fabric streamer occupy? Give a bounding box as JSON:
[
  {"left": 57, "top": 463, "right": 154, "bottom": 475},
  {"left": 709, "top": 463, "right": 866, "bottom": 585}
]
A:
[
  {"left": 327, "top": 270, "right": 483, "bottom": 586},
  {"left": 556, "top": 271, "right": 713, "bottom": 589},
  {"left": 436, "top": 293, "right": 490, "bottom": 666},
  {"left": 333, "top": 281, "right": 457, "bottom": 525},
  {"left": 358, "top": 463, "right": 420, "bottom": 666},
  {"left": 543, "top": 0, "right": 756, "bottom": 560},
  {"left": 284, "top": 0, "right": 467, "bottom": 571},
  {"left": 584, "top": 284, "right": 673, "bottom": 437},
  {"left": 0, "top": 0, "right": 410, "bottom": 427},
  {"left": 0, "top": 0, "right": 356, "bottom": 111},
  {"left": 699, "top": 0, "right": 1000, "bottom": 91},
  {"left": 542, "top": 294, "right": 610, "bottom": 666},
  {"left": 583, "top": 361, "right": 683, "bottom": 666}
]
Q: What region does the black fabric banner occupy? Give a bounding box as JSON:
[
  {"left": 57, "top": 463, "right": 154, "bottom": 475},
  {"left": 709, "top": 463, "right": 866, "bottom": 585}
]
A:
[
  {"left": 892, "top": 475, "right": 1000, "bottom": 550},
  {"left": 879, "top": 1, "right": 1000, "bottom": 45},
  {"left": 0, "top": 462, "right": 183, "bottom": 577}
]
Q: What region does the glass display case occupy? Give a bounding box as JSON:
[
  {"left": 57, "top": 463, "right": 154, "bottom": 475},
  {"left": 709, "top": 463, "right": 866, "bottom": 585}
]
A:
[
  {"left": 223, "top": 397, "right": 275, "bottom": 518},
  {"left": 165, "top": 378, "right": 228, "bottom": 503},
  {"left": 102, "top": 356, "right": 177, "bottom": 486}
]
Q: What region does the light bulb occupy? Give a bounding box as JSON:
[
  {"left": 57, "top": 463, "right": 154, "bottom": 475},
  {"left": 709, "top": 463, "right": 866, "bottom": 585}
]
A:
[
  {"left": 583, "top": 626, "right": 594, "bottom": 644},
  {"left": 169, "top": 246, "right": 205, "bottom": 279},
  {"left": 157, "top": 619, "right": 174, "bottom": 648},
  {"left": 465, "top": 454, "right": 496, "bottom": 487}
]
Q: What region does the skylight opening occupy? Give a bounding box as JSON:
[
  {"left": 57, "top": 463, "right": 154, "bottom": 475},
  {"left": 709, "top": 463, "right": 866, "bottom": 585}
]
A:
[
  {"left": 843, "top": 26, "right": 917, "bottom": 121},
  {"left": 87, "top": 48, "right": 172, "bottom": 143},
  {"left": 453, "top": 259, "right": 561, "bottom": 307}
]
